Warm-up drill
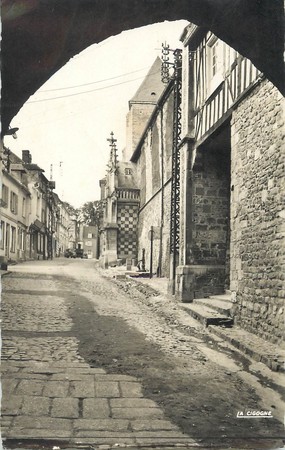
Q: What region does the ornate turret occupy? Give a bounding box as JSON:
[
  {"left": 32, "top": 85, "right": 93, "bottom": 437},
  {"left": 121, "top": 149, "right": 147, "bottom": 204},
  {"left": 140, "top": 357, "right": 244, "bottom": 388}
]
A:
[{"left": 106, "top": 131, "right": 118, "bottom": 173}]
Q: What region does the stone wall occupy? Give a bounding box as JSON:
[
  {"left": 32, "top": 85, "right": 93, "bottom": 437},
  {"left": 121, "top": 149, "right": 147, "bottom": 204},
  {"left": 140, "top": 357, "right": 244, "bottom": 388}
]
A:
[
  {"left": 134, "top": 89, "right": 174, "bottom": 277},
  {"left": 152, "top": 123, "right": 161, "bottom": 194},
  {"left": 125, "top": 104, "right": 155, "bottom": 161},
  {"left": 138, "top": 181, "right": 171, "bottom": 276},
  {"left": 230, "top": 79, "right": 285, "bottom": 344},
  {"left": 192, "top": 146, "right": 230, "bottom": 267}
]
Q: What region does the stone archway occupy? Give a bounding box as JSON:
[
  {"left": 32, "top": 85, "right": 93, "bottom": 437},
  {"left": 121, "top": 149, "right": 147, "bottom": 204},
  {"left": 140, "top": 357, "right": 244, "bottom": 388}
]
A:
[{"left": 1, "top": 0, "right": 284, "bottom": 133}]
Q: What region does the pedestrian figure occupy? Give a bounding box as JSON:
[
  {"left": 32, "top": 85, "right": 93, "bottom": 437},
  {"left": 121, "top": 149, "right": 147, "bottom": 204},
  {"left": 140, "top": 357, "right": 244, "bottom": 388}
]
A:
[{"left": 137, "top": 248, "right": 146, "bottom": 272}]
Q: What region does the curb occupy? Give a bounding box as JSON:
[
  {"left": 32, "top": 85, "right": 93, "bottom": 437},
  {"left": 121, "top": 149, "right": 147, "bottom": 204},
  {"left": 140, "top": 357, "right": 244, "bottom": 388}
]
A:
[
  {"left": 0, "top": 270, "right": 12, "bottom": 277},
  {"left": 108, "top": 273, "right": 284, "bottom": 374},
  {"left": 208, "top": 325, "right": 284, "bottom": 373}
]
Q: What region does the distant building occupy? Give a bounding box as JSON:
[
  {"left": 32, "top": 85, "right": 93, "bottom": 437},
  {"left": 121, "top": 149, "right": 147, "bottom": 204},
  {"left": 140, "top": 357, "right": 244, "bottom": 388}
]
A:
[
  {"left": 99, "top": 59, "right": 166, "bottom": 269},
  {"left": 124, "top": 57, "right": 165, "bottom": 161},
  {"left": 53, "top": 193, "right": 73, "bottom": 257},
  {"left": 0, "top": 146, "right": 30, "bottom": 263},
  {"left": 21, "top": 150, "right": 56, "bottom": 260},
  {"left": 82, "top": 225, "right": 98, "bottom": 259},
  {"left": 99, "top": 134, "right": 140, "bottom": 267},
  {"left": 0, "top": 147, "right": 74, "bottom": 264}
]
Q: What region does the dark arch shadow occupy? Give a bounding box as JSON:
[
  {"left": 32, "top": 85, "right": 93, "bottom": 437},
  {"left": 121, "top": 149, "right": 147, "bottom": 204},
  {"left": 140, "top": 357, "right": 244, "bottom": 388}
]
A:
[{"left": 1, "top": 0, "right": 284, "bottom": 133}]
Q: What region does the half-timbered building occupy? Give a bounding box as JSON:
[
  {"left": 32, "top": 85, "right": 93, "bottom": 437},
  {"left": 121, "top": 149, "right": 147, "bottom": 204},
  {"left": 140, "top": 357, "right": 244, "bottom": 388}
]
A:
[{"left": 175, "top": 24, "right": 284, "bottom": 343}]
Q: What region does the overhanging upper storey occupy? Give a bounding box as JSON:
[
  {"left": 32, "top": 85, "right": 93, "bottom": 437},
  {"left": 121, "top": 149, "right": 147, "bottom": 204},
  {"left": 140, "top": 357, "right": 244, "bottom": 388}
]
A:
[{"left": 181, "top": 24, "right": 262, "bottom": 146}]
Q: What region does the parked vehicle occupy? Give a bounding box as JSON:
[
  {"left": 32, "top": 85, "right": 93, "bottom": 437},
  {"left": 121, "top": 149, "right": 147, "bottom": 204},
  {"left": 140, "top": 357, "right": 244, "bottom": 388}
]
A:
[
  {"left": 75, "top": 248, "right": 84, "bottom": 258},
  {"left": 64, "top": 249, "right": 76, "bottom": 258}
]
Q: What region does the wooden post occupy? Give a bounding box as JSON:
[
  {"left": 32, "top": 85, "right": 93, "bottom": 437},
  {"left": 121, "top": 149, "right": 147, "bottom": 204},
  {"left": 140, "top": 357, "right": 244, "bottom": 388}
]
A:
[{"left": 149, "top": 226, "right": 154, "bottom": 279}]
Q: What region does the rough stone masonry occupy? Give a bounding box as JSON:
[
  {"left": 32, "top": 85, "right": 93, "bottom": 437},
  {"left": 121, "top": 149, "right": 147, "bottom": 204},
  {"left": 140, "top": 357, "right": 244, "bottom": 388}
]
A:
[{"left": 230, "top": 79, "right": 285, "bottom": 344}]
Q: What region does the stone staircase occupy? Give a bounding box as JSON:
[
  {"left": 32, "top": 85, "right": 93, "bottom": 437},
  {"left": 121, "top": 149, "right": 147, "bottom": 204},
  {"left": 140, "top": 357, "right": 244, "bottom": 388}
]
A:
[
  {"left": 182, "top": 293, "right": 285, "bottom": 372},
  {"left": 182, "top": 293, "right": 234, "bottom": 327}
]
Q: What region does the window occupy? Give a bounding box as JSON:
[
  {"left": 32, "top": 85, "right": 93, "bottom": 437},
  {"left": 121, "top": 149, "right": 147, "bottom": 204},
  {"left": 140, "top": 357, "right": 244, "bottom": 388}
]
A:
[
  {"left": 22, "top": 197, "right": 26, "bottom": 218},
  {"left": 37, "top": 233, "right": 42, "bottom": 252},
  {"left": 18, "top": 228, "right": 25, "bottom": 251},
  {"left": 41, "top": 208, "right": 46, "bottom": 224},
  {"left": 1, "top": 184, "right": 9, "bottom": 208},
  {"left": 0, "top": 221, "right": 5, "bottom": 249},
  {"left": 10, "top": 191, "right": 18, "bottom": 214},
  {"left": 207, "top": 36, "right": 220, "bottom": 79},
  {"left": 36, "top": 195, "right": 40, "bottom": 217},
  {"left": 87, "top": 233, "right": 92, "bottom": 239},
  {"left": 22, "top": 230, "right": 25, "bottom": 251},
  {"left": 10, "top": 226, "right": 16, "bottom": 252},
  {"left": 207, "top": 35, "right": 224, "bottom": 93},
  {"left": 211, "top": 40, "right": 218, "bottom": 77},
  {"left": 125, "top": 168, "right": 132, "bottom": 175}
]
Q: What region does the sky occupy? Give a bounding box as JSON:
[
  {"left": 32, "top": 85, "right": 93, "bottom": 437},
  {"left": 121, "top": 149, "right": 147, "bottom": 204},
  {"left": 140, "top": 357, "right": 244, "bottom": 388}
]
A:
[{"left": 4, "top": 20, "right": 189, "bottom": 208}]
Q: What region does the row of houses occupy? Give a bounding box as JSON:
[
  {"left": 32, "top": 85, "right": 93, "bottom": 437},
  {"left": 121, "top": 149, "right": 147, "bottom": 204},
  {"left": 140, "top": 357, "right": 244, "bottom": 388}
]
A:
[
  {"left": 0, "top": 147, "right": 78, "bottom": 265},
  {"left": 0, "top": 146, "right": 100, "bottom": 264},
  {"left": 98, "top": 22, "right": 284, "bottom": 345}
]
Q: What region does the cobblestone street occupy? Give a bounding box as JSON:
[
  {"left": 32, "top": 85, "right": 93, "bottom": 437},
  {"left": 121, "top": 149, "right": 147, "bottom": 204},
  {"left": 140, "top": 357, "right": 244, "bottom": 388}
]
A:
[{"left": 1, "top": 259, "right": 284, "bottom": 449}]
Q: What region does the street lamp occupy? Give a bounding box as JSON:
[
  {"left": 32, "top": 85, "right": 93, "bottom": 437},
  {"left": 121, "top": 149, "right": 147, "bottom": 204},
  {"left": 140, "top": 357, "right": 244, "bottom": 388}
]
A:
[{"left": 3, "top": 127, "right": 19, "bottom": 139}]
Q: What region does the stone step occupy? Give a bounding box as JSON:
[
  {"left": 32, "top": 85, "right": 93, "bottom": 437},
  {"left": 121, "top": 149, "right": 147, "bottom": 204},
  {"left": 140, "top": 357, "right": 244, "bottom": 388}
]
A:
[
  {"left": 209, "top": 293, "right": 232, "bottom": 302},
  {"left": 115, "top": 271, "right": 151, "bottom": 279},
  {"left": 193, "top": 295, "right": 233, "bottom": 317},
  {"left": 126, "top": 271, "right": 151, "bottom": 278},
  {"left": 208, "top": 325, "right": 285, "bottom": 372},
  {"left": 182, "top": 302, "right": 233, "bottom": 327}
]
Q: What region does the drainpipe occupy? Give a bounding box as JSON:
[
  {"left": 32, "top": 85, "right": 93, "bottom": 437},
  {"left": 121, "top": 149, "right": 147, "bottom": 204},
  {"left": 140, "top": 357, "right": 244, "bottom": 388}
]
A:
[
  {"left": 158, "top": 106, "right": 164, "bottom": 277},
  {"left": 149, "top": 226, "right": 154, "bottom": 278},
  {"left": 43, "top": 189, "right": 47, "bottom": 260}
]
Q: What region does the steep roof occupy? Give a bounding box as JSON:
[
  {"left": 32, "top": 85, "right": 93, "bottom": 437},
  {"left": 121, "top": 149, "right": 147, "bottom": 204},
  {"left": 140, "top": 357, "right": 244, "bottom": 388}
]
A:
[
  {"left": 9, "top": 151, "right": 22, "bottom": 164},
  {"left": 24, "top": 163, "right": 45, "bottom": 172},
  {"left": 129, "top": 57, "right": 165, "bottom": 104},
  {"left": 8, "top": 150, "right": 45, "bottom": 172}
]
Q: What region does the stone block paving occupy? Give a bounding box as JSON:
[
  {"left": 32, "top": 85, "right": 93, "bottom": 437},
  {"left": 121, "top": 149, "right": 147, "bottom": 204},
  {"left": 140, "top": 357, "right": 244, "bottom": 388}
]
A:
[
  {"left": 3, "top": 275, "right": 60, "bottom": 291},
  {"left": 1, "top": 363, "right": 195, "bottom": 447},
  {"left": 2, "top": 337, "right": 86, "bottom": 363},
  {"left": 1, "top": 294, "right": 73, "bottom": 331},
  {"left": 1, "top": 274, "right": 196, "bottom": 448}
]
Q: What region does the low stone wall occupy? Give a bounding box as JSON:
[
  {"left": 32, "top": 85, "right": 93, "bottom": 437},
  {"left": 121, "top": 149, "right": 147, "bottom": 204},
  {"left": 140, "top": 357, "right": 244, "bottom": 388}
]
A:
[
  {"left": 230, "top": 79, "right": 285, "bottom": 344},
  {"left": 176, "top": 264, "right": 225, "bottom": 302}
]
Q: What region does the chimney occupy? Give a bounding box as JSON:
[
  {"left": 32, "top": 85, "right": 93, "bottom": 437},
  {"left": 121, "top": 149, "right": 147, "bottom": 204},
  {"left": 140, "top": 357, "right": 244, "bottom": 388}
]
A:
[
  {"left": 22, "top": 150, "right": 32, "bottom": 163},
  {"left": 99, "top": 178, "right": 106, "bottom": 200}
]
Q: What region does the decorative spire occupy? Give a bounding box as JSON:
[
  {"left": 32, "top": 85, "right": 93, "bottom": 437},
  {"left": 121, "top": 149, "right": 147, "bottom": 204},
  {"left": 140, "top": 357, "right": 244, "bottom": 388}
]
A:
[{"left": 106, "top": 131, "right": 118, "bottom": 172}]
